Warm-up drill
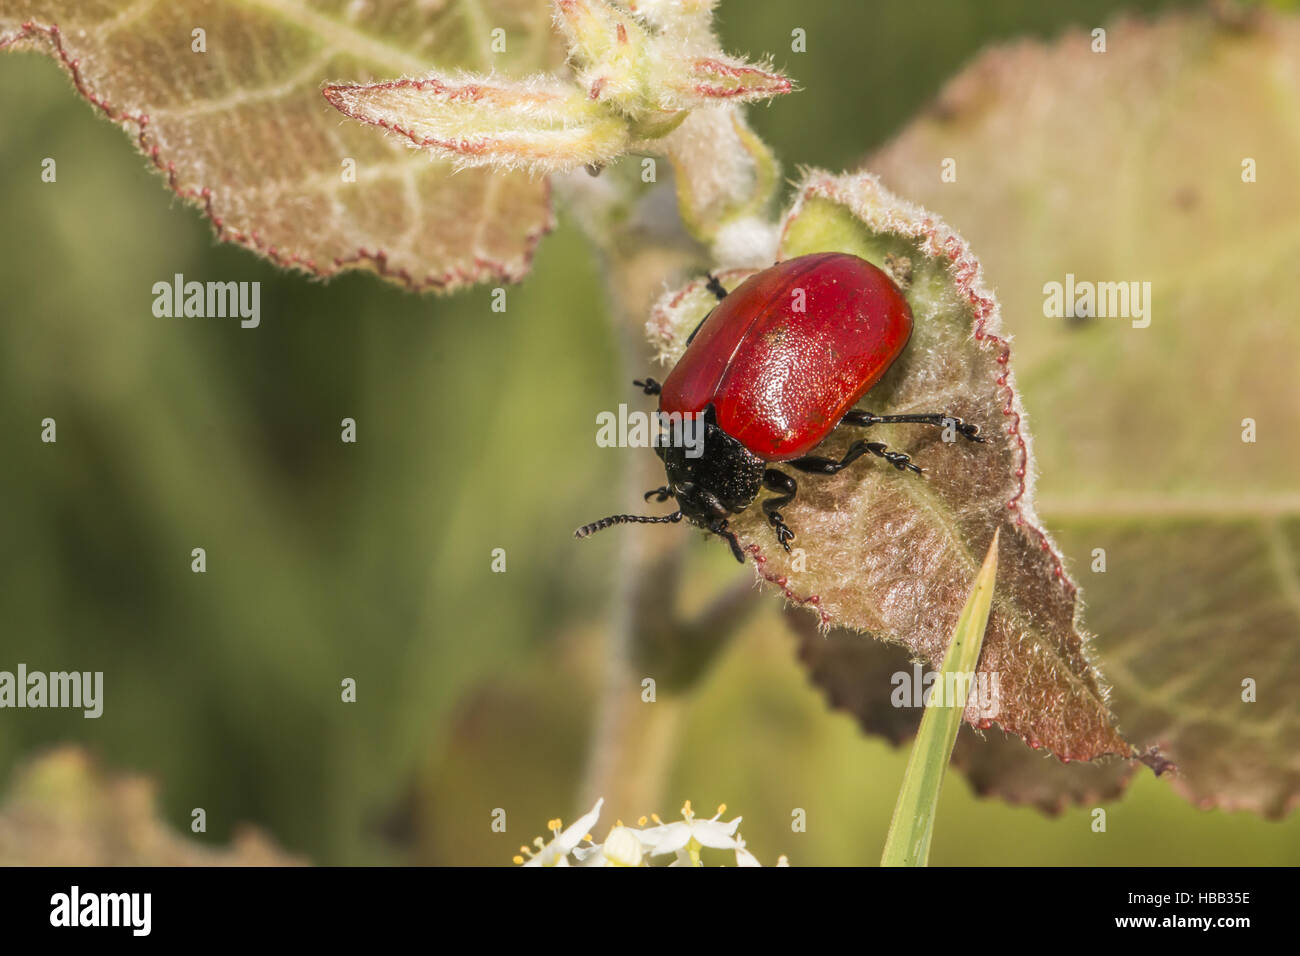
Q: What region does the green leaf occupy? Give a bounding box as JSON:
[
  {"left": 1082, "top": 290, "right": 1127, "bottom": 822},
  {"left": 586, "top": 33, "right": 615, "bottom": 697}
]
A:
[{"left": 882, "top": 530, "right": 998, "bottom": 867}]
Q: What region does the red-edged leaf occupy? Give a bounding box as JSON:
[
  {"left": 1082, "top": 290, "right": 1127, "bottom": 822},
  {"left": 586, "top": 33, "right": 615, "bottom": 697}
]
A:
[{"left": 0, "top": 0, "right": 558, "bottom": 291}]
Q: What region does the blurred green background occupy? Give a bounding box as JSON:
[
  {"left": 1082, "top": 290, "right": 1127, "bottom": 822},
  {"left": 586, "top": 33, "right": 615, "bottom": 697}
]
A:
[{"left": 2, "top": 0, "right": 1297, "bottom": 865}]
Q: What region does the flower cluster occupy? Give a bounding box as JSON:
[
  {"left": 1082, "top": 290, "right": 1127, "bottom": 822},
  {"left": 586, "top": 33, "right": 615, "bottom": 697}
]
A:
[{"left": 514, "top": 798, "right": 789, "bottom": 867}]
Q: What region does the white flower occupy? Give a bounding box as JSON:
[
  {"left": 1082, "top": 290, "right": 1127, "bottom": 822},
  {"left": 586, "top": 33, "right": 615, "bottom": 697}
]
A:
[
  {"left": 513, "top": 798, "right": 789, "bottom": 866},
  {"left": 515, "top": 799, "right": 604, "bottom": 867},
  {"left": 601, "top": 826, "right": 645, "bottom": 866},
  {"left": 636, "top": 801, "right": 741, "bottom": 862},
  {"left": 574, "top": 824, "right": 645, "bottom": 867},
  {"left": 734, "top": 836, "right": 761, "bottom": 867}
]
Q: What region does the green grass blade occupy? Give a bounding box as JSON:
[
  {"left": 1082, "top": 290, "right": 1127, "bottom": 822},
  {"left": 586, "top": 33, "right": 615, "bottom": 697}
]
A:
[{"left": 880, "top": 529, "right": 1000, "bottom": 867}]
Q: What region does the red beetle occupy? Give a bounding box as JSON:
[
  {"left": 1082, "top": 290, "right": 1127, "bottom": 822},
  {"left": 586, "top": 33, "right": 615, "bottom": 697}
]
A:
[{"left": 576, "top": 252, "right": 984, "bottom": 561}]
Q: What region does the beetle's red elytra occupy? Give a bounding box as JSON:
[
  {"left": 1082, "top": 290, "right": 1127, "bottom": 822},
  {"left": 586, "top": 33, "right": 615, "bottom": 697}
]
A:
[
  {"left": 659, "top": 253, "right": 914, "bottom": 460},
  {"left": 576, "top": 252, "right": 985, "bottom": 562}
]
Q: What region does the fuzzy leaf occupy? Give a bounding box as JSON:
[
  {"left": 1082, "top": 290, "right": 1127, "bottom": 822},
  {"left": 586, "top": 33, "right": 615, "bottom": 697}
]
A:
[
  {"left": 864, "top": 8, "right": 1300, "bottom": 817},
  {"left": 649, "top": 170, "right": 1138, "bottom": 764},
  {"left": 552, "top": 0, "right": 789, "bottom": 112},
  {"left": 322, "top": 74, "right": 629, "bottom": 174},
  {"left": 322, "top": 0, "right": 788, "bottom": 229},
  {"left": 0, "top": 0, "right": 557, "bottom": 291},
  {"left": 663, "top": 54, "right": 792, "bottom": 106},
  {"left": 550, "top": 0, "right": 656, "bottom": 110},
  {"left": 787, "top": 609, "right": 1137, "bottom": 813},
  {"left": 624, "top": 0, "right": 719, "bottom": 29}
]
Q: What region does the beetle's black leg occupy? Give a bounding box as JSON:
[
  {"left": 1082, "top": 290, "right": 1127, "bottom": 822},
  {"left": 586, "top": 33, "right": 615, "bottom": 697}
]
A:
[
  {"left": 682, "top": 273, "right": 728, "bottom": 347},
  {"left": 644, "top": 486, "right": 673, "bottom": 502},
  {"left": 633, "top": 377, "right": 662, "bottom": 396},
  {"left": 761, "top": 469, "right": 797, "bottom": 551},
  {"left": 842, "top": 409, "right": 984, "bottom": 443},
  {"left": 710, "top": 519, "right": 746, "bottom": 563},
  {"left": 790, "top": 440, "right": 923, "bottom": 477}
]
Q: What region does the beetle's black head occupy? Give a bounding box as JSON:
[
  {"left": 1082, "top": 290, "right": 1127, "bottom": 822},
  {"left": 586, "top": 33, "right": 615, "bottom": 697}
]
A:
[
  {"left": 656, "top": 411, "right": 764, "bottom": 539},
  {"left": 575, "top": 407, "right": 765, "bottom": 563}
]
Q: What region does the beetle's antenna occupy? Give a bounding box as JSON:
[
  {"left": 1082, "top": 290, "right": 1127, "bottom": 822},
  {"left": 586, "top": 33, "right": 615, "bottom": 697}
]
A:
[{"left": 574, "top": 511, "right": 683, "bottom": 539}]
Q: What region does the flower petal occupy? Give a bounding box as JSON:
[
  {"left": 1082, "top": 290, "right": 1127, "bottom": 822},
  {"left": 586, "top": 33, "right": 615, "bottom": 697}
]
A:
[
  {"left": 556, "top": 798, "right": 605, "bottom": 854},
  {"left": 689, "top": 818, "right": 741, "bottom": 850}
]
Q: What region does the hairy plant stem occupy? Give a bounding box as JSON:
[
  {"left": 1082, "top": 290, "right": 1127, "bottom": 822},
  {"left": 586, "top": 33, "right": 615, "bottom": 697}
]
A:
[{"left": 559, "top": 147, "right": 777, "bottom": 820}]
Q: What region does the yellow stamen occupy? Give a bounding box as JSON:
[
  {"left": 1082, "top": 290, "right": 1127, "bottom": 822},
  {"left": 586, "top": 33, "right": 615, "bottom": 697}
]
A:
[
  {"left": 651, "top": 813, "right": 663, "bottom": 824},
  {"left": 637, "top": 816, "right": 648, "bottom": 826},
  {"left": 512, "top": 855, "right": 524, "bottom": 865},
  {"left": 717, "top": 803, "right": 727, "bottom": 815}
]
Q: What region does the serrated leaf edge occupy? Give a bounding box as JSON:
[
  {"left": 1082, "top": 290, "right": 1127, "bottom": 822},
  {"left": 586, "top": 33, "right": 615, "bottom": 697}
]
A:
[{"left": 1, "top": 20, "right": 554, "bottom": 292}]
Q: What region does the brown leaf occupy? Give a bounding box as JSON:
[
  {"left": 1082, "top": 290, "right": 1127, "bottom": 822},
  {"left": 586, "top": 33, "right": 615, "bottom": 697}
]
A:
[
  {"left": 0, "top": 0, "right": 557, "bottom": 291},
  {"left": 787, "top": 609, "right": 1136, "bottom": 813},
  {"left": 648, "top": 170, "right": 1138, "bottom": 765},
  {"left": 0, "top": 747, "right": 302, "bottom": 865},
  {"left": 868, "top": 9, "right": 1300, "bottom": 816}
]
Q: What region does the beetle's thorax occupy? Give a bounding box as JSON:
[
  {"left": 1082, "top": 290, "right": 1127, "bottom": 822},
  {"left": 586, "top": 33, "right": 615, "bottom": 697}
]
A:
[{"left": 656, "top": 407, "right": 765, "bottom": 528}]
